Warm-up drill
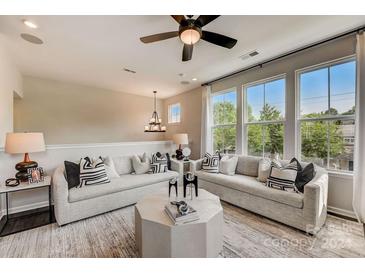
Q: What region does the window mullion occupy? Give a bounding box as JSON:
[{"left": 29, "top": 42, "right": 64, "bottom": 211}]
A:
[{"left": 327, "top": 67, "right": 331, "bottom": 169}]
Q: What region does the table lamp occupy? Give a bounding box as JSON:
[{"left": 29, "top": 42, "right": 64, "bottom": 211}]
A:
[
  {"left": 5, "top": 132, "right": 46, "bottom": 181},
  {"left": 172, "top": 133, "right": 188, "bottom": 160}
]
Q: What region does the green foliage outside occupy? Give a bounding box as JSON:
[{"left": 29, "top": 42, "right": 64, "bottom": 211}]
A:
[
  {"left": 212, "top": 101, "right": 236, "bottom": 153},
  {"left": 212, "top": 100, "right": 354, "bottom": 163}
]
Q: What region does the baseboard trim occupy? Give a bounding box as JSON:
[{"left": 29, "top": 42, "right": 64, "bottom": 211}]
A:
[
  {"left": 0, "top": 200, "right": 50, "bottom": 216},
  {"left": 328, "top": 206, "right": 357, "bottom": 220}
]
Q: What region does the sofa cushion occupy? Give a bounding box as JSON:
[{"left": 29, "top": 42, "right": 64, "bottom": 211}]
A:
[
  {"left": 236, "top": 155, "right": 260, "bottom": 177},
  {"left": 257, "top": 158, "right": 271, "bottom": 183},
  {"left": 64, "top": 161, "right": 80, "bottom": 189},
  {"left": 150, "top": 152, "right": 168, "bottom": 173},
  {"left": 103, "top": 156, "right": 120, "bottom": 179},
  {"left": 69, "top": 170, "right": 179, "bottom": 202},
  {"left": 79, "top": 157, "right": 110, "bottom": 187},
  {"left": 266, "top": 159, "right": 298, "bottom": 192},
  {"left": 196, "top": 170, "right": 303, "bottom": 208},
  {"left": 112, "top": 155, "right": 133, "bottom": 175},
  {"left": 219, "top": 155, "right": 238, "bottom": 176},
  {"left": 202, "top": 152, "right": 220, "bottom": 173},
  {"left": 132, "top": 153, "right": 151, "bottom": 174}
]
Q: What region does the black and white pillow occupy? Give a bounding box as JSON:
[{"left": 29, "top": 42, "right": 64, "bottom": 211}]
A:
[
  {"left": 150, "top": 152, "right": 168, "bottom": 174},
  {"left": 202, "top": 152, "right": 220, "bottom": 173},
  {"left": 79, "top": 157, "right": 110, "bottom": 187},
  {"left": 266, "top": 159, "right": 298, "bottom": 192},
  {"left": 290, "top": 158, "right": 316, "bottom": 193}
]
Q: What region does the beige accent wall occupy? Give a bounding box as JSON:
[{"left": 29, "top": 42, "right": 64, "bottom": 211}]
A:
[
  {"left": 163, "top": 87, "right": 203, "bottom": 160},
  {"left": 14, "top": 76, "right": 165, "bottom": 144}
]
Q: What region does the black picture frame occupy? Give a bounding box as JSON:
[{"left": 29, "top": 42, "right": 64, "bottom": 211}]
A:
[{"left": 27, "top": 167, "right": 44, "bottom": 184}]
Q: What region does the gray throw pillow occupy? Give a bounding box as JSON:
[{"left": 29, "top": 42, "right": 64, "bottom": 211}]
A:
[
  {"left": 257, "top": 158, "right": 271, "bottom": 183},
  {"left": 219, "top": 155, "right": 238, "bottom": 176},
  {"left": 103, "top": 156, "right": 120, "bottom": 179},
  {"left": 132, "top": 153, "right": 151, "bottom": 174}
]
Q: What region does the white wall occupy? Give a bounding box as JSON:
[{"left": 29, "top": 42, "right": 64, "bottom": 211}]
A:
[
  {"left": 0, "top": 141, "right": 174, "bottom": 215},
  {"left": 0, "top": 35, "right": 22, "bottom": 148}
]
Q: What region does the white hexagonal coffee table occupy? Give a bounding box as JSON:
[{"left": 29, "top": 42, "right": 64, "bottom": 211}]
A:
[{"left": 135, "top": 188, "right": 223, "bottom": 258}]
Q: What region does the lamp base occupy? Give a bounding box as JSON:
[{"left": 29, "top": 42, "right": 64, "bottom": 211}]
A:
[
  {"left": 176, "top": 149, "right": 184, "bottom": 160},
  {"left": 15, "top": 160, "right": 38, "bottom": 182}
]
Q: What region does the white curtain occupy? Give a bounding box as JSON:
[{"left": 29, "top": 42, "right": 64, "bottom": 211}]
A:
[
  {"left": 353, "top": 32, "right": 365, "bottom": 225},
  {"left": 200, "top": 85, "right": 212, "bottom": 157}
]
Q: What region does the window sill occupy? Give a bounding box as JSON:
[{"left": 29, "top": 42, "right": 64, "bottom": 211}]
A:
[
  {"left": 168, "top": 122, "right": 181, "bottom": 125},
  {"left": 327, "top": 170, "right": 353, "bottom": 180}
]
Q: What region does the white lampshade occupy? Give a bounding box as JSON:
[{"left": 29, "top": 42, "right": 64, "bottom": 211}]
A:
[
  {"left": 172, "top": 133, "right": 189, "bottom": 145},
  {"left": 5, "top": 132, "right": 46, "bottom": 154}
]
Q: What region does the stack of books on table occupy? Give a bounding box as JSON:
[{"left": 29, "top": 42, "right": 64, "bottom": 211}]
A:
[{"left": 164, "top": 203, "right": 199, "bottom": 225}]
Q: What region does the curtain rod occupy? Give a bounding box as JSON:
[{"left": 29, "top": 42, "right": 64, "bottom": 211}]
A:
[{"left": 201, "top": 25, "right": 365, "bottom": 86}]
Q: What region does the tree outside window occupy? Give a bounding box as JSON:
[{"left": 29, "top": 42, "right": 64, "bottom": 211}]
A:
[
  {"left": 212, "top": 91, "right": 236, "bottom": 154},
  {"left": 298, "top": 59, "right": 356, "bottom": 171},
  {"left": 245, "top": 77, "right": 285, "bottom": 158}
]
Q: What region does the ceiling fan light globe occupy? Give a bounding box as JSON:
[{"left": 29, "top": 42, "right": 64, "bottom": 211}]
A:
[{"left": 180, "top": 29, "right": 201, "bottom": 45}]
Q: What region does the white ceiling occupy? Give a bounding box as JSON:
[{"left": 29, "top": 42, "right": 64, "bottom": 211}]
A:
[{"left": 0, "top": 15, "right": 365, "bottom": 98}]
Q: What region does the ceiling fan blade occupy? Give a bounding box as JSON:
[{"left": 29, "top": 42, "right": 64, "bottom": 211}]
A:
[
  {"left": 195, "top": 15, "right": 220, "bottom": 27},
  {"left": 171, "top": 15, "right": 186, "bottom": 25},
  {"left": 140, "top": 31, "right": 179, "bottom": 43},
  {"left": 182, "top": 44, "right": 193, "bottom": 62},
  {"left": 201, "top": 31, "right": 237, "bottom": 49}
]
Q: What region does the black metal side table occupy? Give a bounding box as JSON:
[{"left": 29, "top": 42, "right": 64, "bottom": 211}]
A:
[{"left": 0, "top": 176, "right": 52, "bottom": 237}]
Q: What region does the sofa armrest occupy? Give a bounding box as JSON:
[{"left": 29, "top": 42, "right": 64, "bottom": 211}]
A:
[
  {"left": 170, "top": 158, "right": 184, "bottom": 185},
  {"left": 191, "top": 159, "right": 204, "bottom": 174},
  {"left": 303, "top": 166, "right": 328, "bottom": 233},
  {"left": 52, "top": 166, "right": 70, "bottom": 225}
]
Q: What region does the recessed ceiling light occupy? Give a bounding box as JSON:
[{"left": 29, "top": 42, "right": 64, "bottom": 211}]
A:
[
  {"left": 20, "top": 33, "right": 43, "bottom": 44},
  {"left": 180, "top": 81, "right": 190, "bottom": 85},
  {"left": 23, "top": 20, "right": 38, "bottom": 29},
  {"left": 192, "top": 78, "right": 198, "bottom": 81}
]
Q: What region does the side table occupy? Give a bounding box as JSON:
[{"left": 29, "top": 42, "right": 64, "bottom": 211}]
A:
[{"left": 0, "top": 176, "right": 52, "bottom": 237}]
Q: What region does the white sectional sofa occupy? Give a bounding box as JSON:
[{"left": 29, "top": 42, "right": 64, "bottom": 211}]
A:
[
  {"left": 52, "top": 157, "right": 182, "bottom": 225},
  {"left": 192, "top": 155, "right": 328, "bottom": 234}
]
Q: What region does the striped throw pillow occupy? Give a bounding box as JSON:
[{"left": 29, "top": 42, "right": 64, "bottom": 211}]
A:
[
  {"left": 79, "top": 157, "right": 110, "bottom": 188},
  {"left": 150, "top": 153, "right": 168, "bottom": 173},
  {"left": 266, "top": 159, "right": 298, "bottom": 192},
  {"left": 202, "top": 152, "right": 220, "bottom": 173}
]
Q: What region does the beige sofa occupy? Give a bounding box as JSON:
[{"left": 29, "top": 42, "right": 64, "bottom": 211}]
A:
[
  {"left": 53, "top": 157, "right": 182, "bottom": 226},
  {"left": 192, "top": 155, "right": 328, "bottom": 234}
]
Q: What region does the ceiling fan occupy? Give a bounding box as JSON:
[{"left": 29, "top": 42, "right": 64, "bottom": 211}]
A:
[{"left": 140, "top": 15, "right": 238, "bottom": 62}]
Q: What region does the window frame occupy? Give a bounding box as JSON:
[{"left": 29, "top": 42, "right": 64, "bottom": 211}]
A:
[
  {"left": 243, "top": 74, "right": 287, "bottom": 157},
  {"left": 168, "top": 102, "right": 181, "bottom": 124},
  {"left": 210, "top": 87, "right": 237, "bottom": 154},
  {"left": 295, "top": 55, "right": 356, "bottom": 173}
]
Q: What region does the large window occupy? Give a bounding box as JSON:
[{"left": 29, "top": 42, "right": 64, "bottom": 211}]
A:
[
  {"left": 297, "top": 58, "right": 356, "bottom": 171},
  {"left": 168, "top": 103, "right": 181, "bottom": 123},
  {"left": 244, "top": 76, "right": 286, "bottom": 158},
  {"left": 211, "top": 90, "right": 237, "bottom": 153}
]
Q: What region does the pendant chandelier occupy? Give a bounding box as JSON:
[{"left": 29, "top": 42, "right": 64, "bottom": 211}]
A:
[{"left": 144, "top": 91, "right": 166, "bottom": 132}]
